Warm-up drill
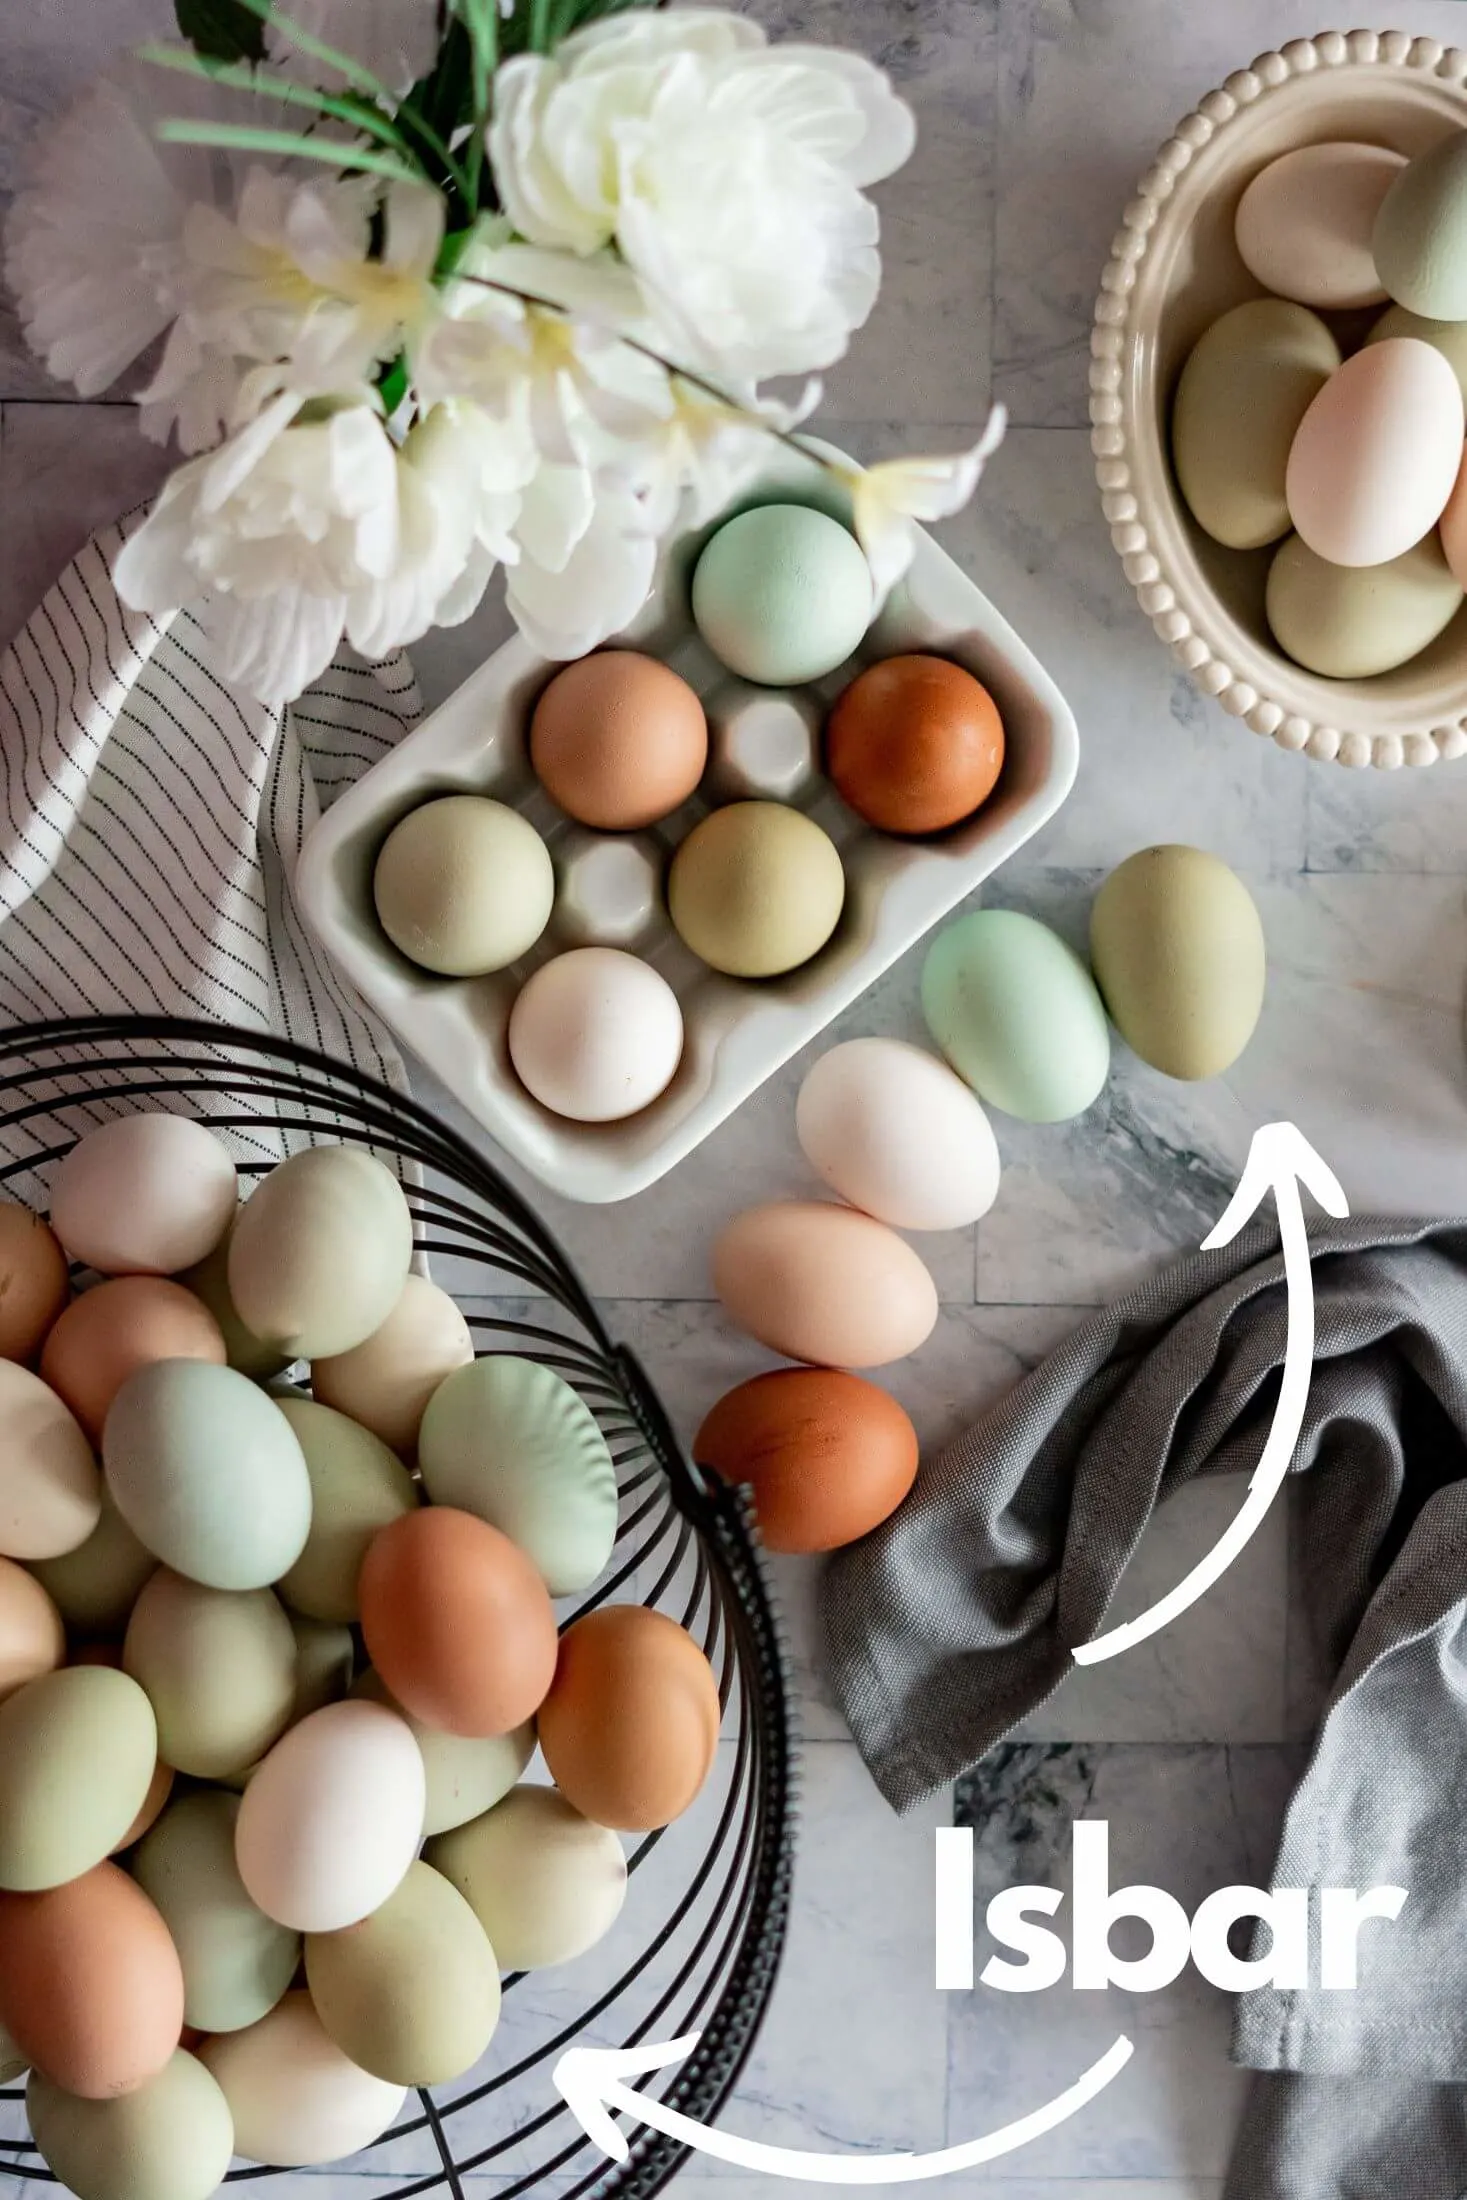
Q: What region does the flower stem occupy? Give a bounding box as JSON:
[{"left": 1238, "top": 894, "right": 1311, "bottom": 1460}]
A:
[
  {"left": 156, "top": 117, "right": 426, "bottom": 182},
  {"left": 226, "top": 0, "right": 403, "bottom": 107}
]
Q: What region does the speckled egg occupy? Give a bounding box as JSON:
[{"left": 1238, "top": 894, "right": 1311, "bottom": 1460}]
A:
[
  {"left": 132, "top": 1792, "right": 299, "bottom": 2036},
  {"left": 228, "top": 1147, "right": 414, "bottom": 1362}
]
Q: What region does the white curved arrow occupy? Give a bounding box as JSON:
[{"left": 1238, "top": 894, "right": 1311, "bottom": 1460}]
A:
[
  {"left": 553, "top": 2030, "right": 1133, "bottom": 2182},
  {"left": 1074, "top": 1121, "right": 1347, "bottom": 1668}
]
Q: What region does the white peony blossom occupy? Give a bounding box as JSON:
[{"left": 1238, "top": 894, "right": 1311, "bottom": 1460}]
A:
[
  {"left": 849, "top": 409, "right": 1008, "bottom": 598},
  {"left": 507, "top": 476, "right": 658, "bottom": 659},
  {"left": 486, "top": 9, "right": 915, "bottom": 383},
  {"left": 268, "top": 0, "right": 440, "bottom": 95}
]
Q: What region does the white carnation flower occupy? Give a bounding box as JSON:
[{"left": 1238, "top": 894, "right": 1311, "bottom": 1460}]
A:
[
  {"left": 486, "top": 8, "right": 915, "bottom": 384},
  {"left": 268, "top": 0, "right": 440, "bottom": 95}
]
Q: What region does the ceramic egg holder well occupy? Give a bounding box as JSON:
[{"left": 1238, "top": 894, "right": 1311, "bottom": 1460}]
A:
[{"left": 297, "top": 444, "right": 1078, "bottom": 1203}]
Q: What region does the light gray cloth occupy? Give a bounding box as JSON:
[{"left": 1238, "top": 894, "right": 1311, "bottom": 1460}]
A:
[{"left": 823, "top": 1214, "right": 1467, "bottom": 2197}]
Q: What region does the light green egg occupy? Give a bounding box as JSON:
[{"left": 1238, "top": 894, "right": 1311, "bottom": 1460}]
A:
[
  {"left": 133, "top": 1790, "right": 300, "bottom": 2034},
  {"left": 274, "top": 1398, "right": 417, "bottom": 1624},
  {"left": 304, "top": 1860, "right": 500, "bottom": 2087},
  {"left": 28, "top": 2050, "right": 234, "bottom": 2200},
  {"left": 104, "top": 1360, "right": 312, "bottom": 1592},
  {"left": 1365, "top": 301, "right": 1467, "bottom": 399},
  {"left": 1090, "top": 846, "right": 1266, "bottom": 1082},
  {"left": 289, "top": 1612, "right": 355, "bottom": 1721},
  {"left": 1172, "top": 300, "right": 1339, "bottom": 549},
  {"left": 228, "top": 1147, "right": 414, "bottom": 1362},
  {"left": 355, "top": 1669, "right": 533, "bottom": 1837},
  {"left": 123, "top": 1572, "right": 297, "bottom": 1779},
  {"left": 29, "top": 1489, "right": 154, "bottom": 1635},
  {"left": 427, "top": 1784, "right": 627, "bottom": 1971},
  {"left": 177, "top": 1225, "right": 290, "bottom": 1382},
  {"left": 418, "top": 1356, "right": 618, "bottom": 1596},
  {"left": 0, "top": 2018, "right": 27, "bottom": 2085},
  {"left": 691, "top": 504, "right": 873, "bottom": 685},
  {"left": 1374, "top": 134, "right": 1467, "bottom": 320},
  {"left": 921, "top": 909, "right": 1111, "bottom": 1123},
  {"left": 0, "top": 1666, "right": 157, "bottom": 1890},
  {"left": 1265, "top": 530, "right": 1464, "bottom": 678}
]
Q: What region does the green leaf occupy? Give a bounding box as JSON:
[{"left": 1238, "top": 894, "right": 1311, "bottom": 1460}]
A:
[
  {"left": 378, "top": 355, "right": 411, "bottom": 414},
  {"left": 175, "top": 0, "right": 267, "bottom": 62},
  {"left": 139, "top": 43, "right": 416, "bottom": 154},
  {"left": 155, "top": 117, "right": 426, "bottom": 182}
]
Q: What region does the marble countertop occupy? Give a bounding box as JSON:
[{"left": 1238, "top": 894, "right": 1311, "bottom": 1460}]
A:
[{"left": 7, "top": 2, "right": 1467, "bottom": 2197}]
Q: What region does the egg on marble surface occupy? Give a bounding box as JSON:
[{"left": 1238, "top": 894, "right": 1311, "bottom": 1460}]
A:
[
  {"left": 0, "top": 1361, "right": 101, "bottom": 1561},
  {"left": 274, "top": 1397, "right": 417, "bottom": 1624},
  {"left": 132, "top": 1791, "right": 299, "bottom": 2036},
  {"left": 417, "top": 1354, "right": 617, "bottom": 1596},
  {"left": 27, "top": 2048, "right": 234, "bottom": 2200},
  {"left": 530, "top": 650, "right": 708, "bottom": 828},
  {"left": 354, "top": 1669, "right": 533, "bottom": 1837},
  {"left": 199, "top": 1990, "right": 405, "bottom": 2166},
  {"left": 228, "top": 1146, "right": 414, "bottom": 1361},
  {"left": 50, "top": 1117, "right": 236, "bottom": 1279},
  {"left": 1374, "top": 130, "right": 1467, "bottom": 321},
  {"left": 428, "top": 1783, "right": 627, "bottom": 1971},
  {"left": 1089, "top": 846, "right": 1267, "bottom": 1083},
  {"left": 41, "top": 1278, "right": 226, "bottom": 1446},
  {"left": 539, "top": 1605, "right": 720, "bottom": 1832},
  {"left": 1366, "top": 302, "right": 1467, "bottom": 399},
  {"left": 123, "top": 1572, "right": 298, "bottom": 1781},
  {"left": 1266, "top": 529, "right": 1463, "bottom": 677},
  {"left": 668, "top": 801, "right": 845, "bottom": 978},
  {"left": 103, "top": 1360, "right": 312, "bottom": 1591},
  {"left": 29, "top": 1491, "right": 154, "bottom": 1638},
  {"left": 508, "top": 947, "right": 683, "bottom": 1122},
  {"left": 0, "top": 1863, "right": 184, "bottom": 2099},
  {"left": 921, "top": 909, "right": 1110, "bottom": 1123},
  {"left": 0, "top": 1558, "right": 64, "bottom": 1704},
  {"left": 0, "top": 1666, "right": 157, "bottom": 1890},
  {"left": 305, "top": 1859, "right": 500, "bottom": 2088},
  {"left": 373, "top": 795, "right": 554, "bottom": 978},
  {"left": 1172, "top": 300, "right": 1340, "bottom": 550},
  {"left": 825, "top": 655, "right": 1005, "bottom": 835},
  {"left": 310, "top": 1273, "right": 473, "bottom": 1456},
  {"left": 712, "top": 1200, "right": 938, "bottom": 1369},
  {"left": 794, "top": 1037, "right": 1000, "bottom": 1232},
  {"left": 0, "top": 1202, "right": 69, "bottom": 1365},
  {"left": 692, "top": 503, "right": 873, "bottom": 685},
  {"left": 694, "top": 1366, "right": 919, "bottom": 1554},
  {"left": 176, "top": 1226, "right": 289, "bottom": 1384},
  {"left": 359, "top": 1506, "right": 558, "bottom": 1738},
  {"left": 234, "top": 1699, "right": 425, "bottom": 1933},
  {"left": 1285, "top": 338, "right": 1464, "bottom": 568},
  {"left": 1235, "top": 141, "right": 1404, "bottom": 308}
]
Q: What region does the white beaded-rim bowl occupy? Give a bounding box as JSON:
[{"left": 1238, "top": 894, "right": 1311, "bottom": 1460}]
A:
[{"left": 1093, "top": 29, "right": 1467, "bottom": 770}]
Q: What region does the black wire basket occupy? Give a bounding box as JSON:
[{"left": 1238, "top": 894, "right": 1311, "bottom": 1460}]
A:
[{"left": 0, "top": 1015, "right": 797, "bottom": 2200}]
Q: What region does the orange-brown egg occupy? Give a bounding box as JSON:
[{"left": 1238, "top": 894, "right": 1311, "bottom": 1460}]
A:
[
  {"left": 694, "top": 1368, "right": 919, "bottom": 1553},
  {"left": 40, "top": 1278, "right": 226, "bottom": 1445},
  {"left": 0, "top": 1864, "right": 184, "bottom": 2098},
  {"left": 0, "top": 1202, "right": 69, "bottom": 1366},
  {"left": 358, "top": 1507, "right": 557, "bottom": 1739},
  {"left": 825, "top": 654, "right": 1005, "bottom": 836},
  {"left": 537, "top": 1605, "right": 720, "bottom": 1831},
  {"left": 530, "top": 651, "right": 708, "bottom": 829}
]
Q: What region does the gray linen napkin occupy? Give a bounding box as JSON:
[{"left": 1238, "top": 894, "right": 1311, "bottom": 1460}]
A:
[{"left": 823, "top": 1214, "right": 1467, "bottom": 2195}]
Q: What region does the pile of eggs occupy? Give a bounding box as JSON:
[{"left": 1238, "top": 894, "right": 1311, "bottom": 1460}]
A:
[
  {"left": 371, "top": 501, "right": 1007, "bottom": 1126},
  {"left": 694, "top": 842, "right": 1269, "bottom": 1552},
  {"left": 1173, "top": 128, "right": 1467, "bottom": 679},
  {"left": 0, "top": 1112, "right": 720, "bottom": 2200}
]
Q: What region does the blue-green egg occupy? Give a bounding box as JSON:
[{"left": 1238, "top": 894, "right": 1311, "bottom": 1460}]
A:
[
  {"left": 132, "top": 1791, "right": 300, "bottom": 2035},
  {"left": 691, "top": 504, "right": 873, "bottom": 685},
  {"left": 921, "top": 909, "right": 1111, "bottom": 1122}
]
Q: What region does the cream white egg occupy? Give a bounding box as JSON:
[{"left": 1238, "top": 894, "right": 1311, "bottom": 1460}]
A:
[
  {"left": 795, "top": 1038, "right": 1001, "bottom": 1232},
  {"left": 199, "top": 1991, "right": 405, "bottom": 2167},
  {"left": 234, "top": 1700, "right": 425, "bottom": 1932},
  {"left": 50, "top": 1116, "right": 236, "bottom": 1276},
  {"left": 508, "top": 949, "right": 683, "bottom": 1123}
]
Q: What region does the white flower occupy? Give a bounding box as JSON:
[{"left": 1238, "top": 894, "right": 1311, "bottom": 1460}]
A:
[
  {"left": 507, "top": 477, "right": 658, "bottom": 659},
  {"left": 486, "top": 9, "right": 915, "bottom": 383},
  {"left": 268, "top": 0, "right": 440, "bottom": 96},
  {"left": 848, "top": 408, "right": 1008, "bottom": 597}
]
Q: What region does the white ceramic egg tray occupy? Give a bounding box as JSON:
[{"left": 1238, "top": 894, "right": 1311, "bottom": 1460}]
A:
[{"left": 296, "top": 444, "right": 1079, "bottom": 1203}]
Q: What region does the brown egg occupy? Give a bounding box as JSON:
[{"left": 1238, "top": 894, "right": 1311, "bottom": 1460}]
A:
[
  {"left": 538, "top": 1606, "right": 720, "bottom": 1831},
  {"left": 694, "top": 1368, "right": 919, "bottom": 1553},
  {"left": 41, "top": 1279, "right": 226, "bottom": 1444},
  {"left": 0, "top": 1560, "right": 65, "bottom": 1703},
  {"left": 0, "top": 1864, "right": 184, "bottom": 2098},
  {"left": 358, "top": 1508, "right": 557, "bottom": 1738},
  {"left": 0, "top": 1202, "right": 69, "bottom": 1366},
  {"left": 530, "top": 651, "right": 708, "bottom": 829},
  {"left": 825, "top": 654, "right": 1005, "bottom": 835}
]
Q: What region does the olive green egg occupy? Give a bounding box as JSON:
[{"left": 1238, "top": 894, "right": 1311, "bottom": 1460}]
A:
[
  {"left": 418, "top": 1357, "right": 617, "bottom": 1596},
  {"left": 227, "top": 1146, "right": 414, "bottom": 1362},
  {"left": 0, "top": 1666, "right": 157, "bottom": 1890},
  {"left": 355, "top": 1669, "right": 533, "bottom": 1836},
  {"left": 1090, "top": 846, "right": 1266, "bottom": 1082},
  {"left": 132, "top": 1790, "right": 300, "bottom": 2034},
  {"left": 668, "top": 802, "right": 845, "bottom": 978},
  {"left": 124, "top": 1571, "right": 298, "bottom": 1779},
  {"left": 178, "top": 1225, "right": 290, "bottom": 1383},
  {"left": 1265, "top": 529, "right": 1464, "bottom": 678},
  {"left": 921, "top": 909, "right": 1110, "bottom": 1122},
  {"left": 0, "top": 2019, "right": 27, "bottom": 2084},
  {"left": 29, "top": 1489, "right": 154, "bottom": 1636},
  {"left": 427, "top": 1784, "right": 627, "bottom": 1971},
  {"left": 289, "top": 1612, "right": 356, "bottom": 1721},
  {"left": 1172, "top": 300, "right": 1340, "bottom": 549},
  {"left": 1374, "top": 133, "right": 1467, "bottom": 321},
  {"left": 28, "top": 2050, "right": 234, "bottom": 2200},
  {"left": 275, "top": 1398, "right": 417, "bottom": 1623},
  {"left": 305, "top": 1859, "right": 500, "bottom": 2087}
]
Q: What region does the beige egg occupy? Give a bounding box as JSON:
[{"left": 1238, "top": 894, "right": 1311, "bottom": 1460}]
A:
[
  {"left": 28, "top": 2049, "right": 235, "bottom": 2200},
  {"left": 712, "top": 1201, "right": 938, "bottom": 1368},
  {"left": 311, "top": 1275, "right": 474, "bottom": 1456},
  {"left": 50, "top": 1116, "right": 237, "bottom": 1278},
  {"left": 0, "top": 1201, "right": 69, "bottom": 1366},
  {"left": 428, "top": 1784, "right": 627, "bottom": 1970},
  {"left": 274, "top": 1398, "right": 417, "bottom": 1624},
  {"left": 305, "top": 1860, "right": 500, "bottom": 2086},
  {"left": 1235, "top": 142, "right": 1403, "bottom": 309},
  {"left": 1286, "top": 338, "right": 1464, "bottom": 568},
  {"left": 355, "top": 1669, "right": 533, "bottom": 1836},
  {"left": 199, "top": 1991, "right": 405, "bottom": 2167},
  {"left": 0, "top": 1559, "right": 65, "bottom": 1703},
  {"left": 29, "top": 1491, "right": 155, "bottom": 1637},
  {"left": 124, "top": 1572, "right": 298, "bottom": 1780},
  {"left": 1266, "top": 531, "right": 1463, "bottom": 678},
  {"left": 0, "top": 1362, "right": 101, "bottom": 1561}
]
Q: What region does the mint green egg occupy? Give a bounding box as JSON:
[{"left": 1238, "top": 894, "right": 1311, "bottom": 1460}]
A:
[
  {"left": 921, "top": 909, "right": 1111, "bottom": 1122},
  {"left": 692, "top": 504, "right": 873, "bottom": 685},
  {"left": 28, "top": 2050, "right": 234, "bottom": 2200},
  {"left": 132, "top": 1791, "right": 300, "bottom": 2034},
  {"left": 1375, "top": 134, "right": 1467, "bottom": 321}
]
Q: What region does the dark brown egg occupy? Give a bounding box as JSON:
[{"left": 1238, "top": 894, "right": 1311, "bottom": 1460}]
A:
[
  {"left": 694, "top": 1367, "right": 919, "bottom": 1552},
  {"left": 825, "top": 654, "right": 1005, "bottom": 835}
]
